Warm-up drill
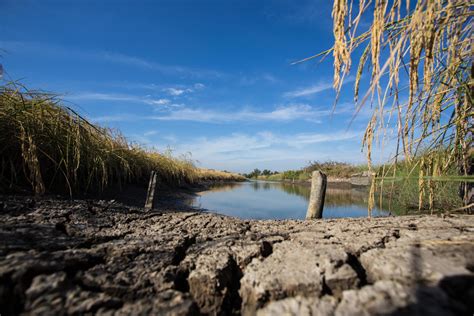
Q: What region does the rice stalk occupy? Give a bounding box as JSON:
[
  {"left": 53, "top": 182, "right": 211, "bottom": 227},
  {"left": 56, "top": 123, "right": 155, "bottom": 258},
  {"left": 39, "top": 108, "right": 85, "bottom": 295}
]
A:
[
  {"left": 298, "top": 0, "right": 473, "bottom": 212},
  {"left": 332, "top": 0, "right": 351, "bottom": 89},
  {"left": 0, "top": 84, "right": 242, "bottom": 195}
]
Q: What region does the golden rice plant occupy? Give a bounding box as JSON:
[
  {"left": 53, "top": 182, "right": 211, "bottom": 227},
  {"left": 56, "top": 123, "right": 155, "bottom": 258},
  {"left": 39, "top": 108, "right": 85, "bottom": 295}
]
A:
[
  {"left": 297, "top": 0, "right": 473, "bottom": 212},
  {"left": 0, "top": 83, "right": 201, "bottom": 195}
]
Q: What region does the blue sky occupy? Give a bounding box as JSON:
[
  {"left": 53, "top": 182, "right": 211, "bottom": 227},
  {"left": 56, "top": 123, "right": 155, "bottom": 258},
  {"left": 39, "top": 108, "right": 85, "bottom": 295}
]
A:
[{"left": 1, "top": 0, "right": 394, "bottom": 172}]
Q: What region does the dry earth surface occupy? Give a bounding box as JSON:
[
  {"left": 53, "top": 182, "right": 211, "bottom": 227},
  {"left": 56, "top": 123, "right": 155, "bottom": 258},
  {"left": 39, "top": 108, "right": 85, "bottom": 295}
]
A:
[{"left": 0, "top": 196, "right": 473, "bottom": 315}]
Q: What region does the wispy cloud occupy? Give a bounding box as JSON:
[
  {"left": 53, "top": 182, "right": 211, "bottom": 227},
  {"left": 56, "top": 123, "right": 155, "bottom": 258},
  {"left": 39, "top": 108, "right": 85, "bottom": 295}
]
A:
[
  {"left": 90, "top": 102, "right": 359, "bottom": 125},
  {"left": 239, "top": 73, "right": 281, "bottom": 85},
  {"left": 66, "top": 92, "right": 171, "bottom": 107},
  {"left": 284, "top": 81, "right": 333, "bottom": 98},
  {"left": 284, "top": 77, "right": 355, "bottom": 98},
  {"left": 152, "top": 104, "right": 327, "bottom": 123},
  {"left": 167, "top": 130, "right": 363, "bottom": 171},
  {"left": 180, "top": 131, "right": 359, "bottom": 153},
  {"left": 143, "top": 130, "right": 159, "bottom": 137},
  {"left": 0, "top": 40, "right": 224, "bottom": 78},
  {"left": 101, "top": 52, "right": 223, "bottom": 78},
  {"left": 90, "top": 103, "right": 354, "bottom": 124},
  {"left": 163, "top": 87, "right": 190, "bottom": 96},
  {"left": 91, "top": 114, "right": 141, "bottom": 123},
  {"left": 147, "top": 98, "right": 170, "bottom": 105},
  {"left": 163, "top": 83, "right": 205, "bottom": 96}
]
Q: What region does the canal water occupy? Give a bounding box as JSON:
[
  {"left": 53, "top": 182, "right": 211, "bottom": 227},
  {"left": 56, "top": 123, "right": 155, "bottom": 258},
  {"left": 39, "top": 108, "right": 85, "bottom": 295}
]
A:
[{"left": 188, "top": 181, "right": 390, "bottom": 220}]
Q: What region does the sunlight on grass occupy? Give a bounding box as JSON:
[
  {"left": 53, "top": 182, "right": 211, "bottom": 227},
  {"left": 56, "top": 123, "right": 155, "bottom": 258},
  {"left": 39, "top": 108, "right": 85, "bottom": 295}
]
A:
[{"left": 0, "top": 83, "right": 242, "bottom": 195}]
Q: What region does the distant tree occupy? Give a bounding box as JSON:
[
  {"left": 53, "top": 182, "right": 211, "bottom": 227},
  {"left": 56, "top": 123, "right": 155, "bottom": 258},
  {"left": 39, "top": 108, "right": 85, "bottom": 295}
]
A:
[
  {"left": 243, "top": 169, "right": 262, "bottom": 179},
  {"left": 252, "top": 168, "right": 261, "bottom": 178},
  {"left": 262, "top": 169, "right": 272, "bottom": 176}
]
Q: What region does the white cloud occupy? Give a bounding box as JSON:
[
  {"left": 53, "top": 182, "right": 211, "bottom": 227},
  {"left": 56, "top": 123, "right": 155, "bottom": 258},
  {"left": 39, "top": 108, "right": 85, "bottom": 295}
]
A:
[
  {"left": 239, "top": 73, "right": 280, "bottom": 86},
  {"left": 284, "top": 77, "right": 355, "bottom": 98},
  {"left": 284, "top": 81, "right": 333, "bottom": 98},
  {"left": 182, "top": 131, "right": 359, "bottom": 153},
  {"left": 152, "top": 104, "right": 328, "bottom": 123},
  {"left": 89, "top": 103, "right": 354, "bottom": 124},
  {"left": 68, "top": 92, "right": 137, "bottom": 102},
  {"left": 143, "top": 130, "right": 159, "bottom": 137},
  {"left": 262, "top": 74, "right": 279, "bottom": 83},
  {"left": 66, "top": 92, "right": 172, "bottom": 108},
  {"left": 163, "top": 87, "right": 190, "bottom": 96},
  {"left": 91, "top": 114, "right": 140, "bottom": 123},
  {"left": 101, "top": 53, "right": 224, "bottom": 78},
  {"left": 89, "top": 103, "right": 355, "bottom": 124},
  {"left": 147, "top": 98, "right": 170, "bottom": 105},
  {"left": 168, "top": 131, "right": 363, "bottom": 172},
  {"left": 163, "top": 83, "right": 204, "bottom": 96}
]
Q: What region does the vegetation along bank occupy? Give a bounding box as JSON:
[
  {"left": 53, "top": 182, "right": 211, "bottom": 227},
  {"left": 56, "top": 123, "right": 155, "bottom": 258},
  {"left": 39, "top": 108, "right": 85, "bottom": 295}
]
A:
[{"left": 0, "top": 85, "right": 244, "bottom": 196}]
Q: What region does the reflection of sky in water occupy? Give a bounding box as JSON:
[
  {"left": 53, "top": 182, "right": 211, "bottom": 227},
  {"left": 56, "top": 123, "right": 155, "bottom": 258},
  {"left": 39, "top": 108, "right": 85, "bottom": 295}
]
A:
[{"left": 190, "top": 181, "right": 389, "bottom": 220}]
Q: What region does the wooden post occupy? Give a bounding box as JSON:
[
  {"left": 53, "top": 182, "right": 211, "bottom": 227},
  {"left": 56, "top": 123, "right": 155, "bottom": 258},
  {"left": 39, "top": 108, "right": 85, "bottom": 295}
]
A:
[
  {"left": 144, "top": 171, "right": 157, "bottom": 211},
  {"left": 306, "top": 171, "right": 327, "bottom": 219}
]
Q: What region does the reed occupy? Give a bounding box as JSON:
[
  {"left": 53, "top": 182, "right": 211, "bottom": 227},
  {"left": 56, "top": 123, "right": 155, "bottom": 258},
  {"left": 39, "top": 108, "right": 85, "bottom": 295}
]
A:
[
  {"left": 297, "top": 0, "right": 473, "bottom": 211},
  {"left": 0, "top": 84, "right": 240, "bottom": 195},
  {"left": 374, "top": 158, "right": 464, "bottom": 213}
]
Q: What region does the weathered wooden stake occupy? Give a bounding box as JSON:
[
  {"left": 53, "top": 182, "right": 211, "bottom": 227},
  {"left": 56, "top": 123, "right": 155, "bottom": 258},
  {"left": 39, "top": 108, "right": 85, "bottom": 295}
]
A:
[
  {"left": 144, "top": 171, "right": 157, "bottom": 211},
  {"left": 306, "top": 170, "right": 327, "bottom": 219}
]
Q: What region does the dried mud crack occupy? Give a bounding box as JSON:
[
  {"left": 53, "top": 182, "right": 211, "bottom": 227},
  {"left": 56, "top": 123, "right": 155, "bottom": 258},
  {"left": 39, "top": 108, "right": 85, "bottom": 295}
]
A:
[{"left": 1, "top": 196, "right": 473, "bottom": 315}]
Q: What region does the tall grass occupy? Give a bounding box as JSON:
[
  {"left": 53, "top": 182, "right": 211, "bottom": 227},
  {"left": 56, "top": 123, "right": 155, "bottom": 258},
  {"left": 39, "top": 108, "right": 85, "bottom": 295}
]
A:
[
  {"left": 296, "top": 0, "right": 473, "bottom": 211},
  {"left": 374, "top": 157, "right": 464, "bottom": 213},
  {"left": 0, "top": 84, "right": 242, "bottom": 195},
  {"left": 254, "top": 158, "right": 463, "bottom": 212}
]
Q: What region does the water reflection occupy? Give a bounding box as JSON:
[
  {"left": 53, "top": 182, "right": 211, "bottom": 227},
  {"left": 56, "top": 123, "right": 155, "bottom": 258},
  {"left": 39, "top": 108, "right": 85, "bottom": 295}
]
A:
[{"left": 191, "top": 181, "right": 389, "bottom": 220}]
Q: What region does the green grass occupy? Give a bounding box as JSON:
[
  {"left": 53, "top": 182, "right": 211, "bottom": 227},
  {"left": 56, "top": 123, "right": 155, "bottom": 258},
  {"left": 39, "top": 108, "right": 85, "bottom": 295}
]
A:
[
  {"left": 257, "top": 170, "right": 309, "bottom": 181},
  {"left": 255, "top": 161, "right": 369, "bottom": 181},
  {"left": 0, "top": 84, "right": 243, "bottom": 195},
  {"left": 374, "top": 161, "right": 464, "bottom": 214},
  {"left": 253, "top": 159, "right": 464, "bottom": 213}
]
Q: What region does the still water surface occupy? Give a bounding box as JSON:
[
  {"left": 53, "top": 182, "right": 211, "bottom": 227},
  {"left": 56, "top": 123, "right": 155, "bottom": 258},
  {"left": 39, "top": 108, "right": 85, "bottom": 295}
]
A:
[{"left": 188, "top": 181, "right": 390, "bottom": 220}]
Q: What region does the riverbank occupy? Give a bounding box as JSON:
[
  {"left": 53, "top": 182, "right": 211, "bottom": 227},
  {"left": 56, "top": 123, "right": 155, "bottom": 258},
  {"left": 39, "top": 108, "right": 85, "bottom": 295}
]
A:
[
  {"left": 1, "top": 195, "right": 473, "bottom": 315},
  {"left": 252, "top": 177, "right": 358, "bottom": 187}
]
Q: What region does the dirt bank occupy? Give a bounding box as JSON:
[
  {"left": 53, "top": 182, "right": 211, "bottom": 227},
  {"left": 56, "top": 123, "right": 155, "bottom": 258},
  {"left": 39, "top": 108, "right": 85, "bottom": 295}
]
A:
[{"left": 0, "top": 195, "right": 473, "bottom": 315}]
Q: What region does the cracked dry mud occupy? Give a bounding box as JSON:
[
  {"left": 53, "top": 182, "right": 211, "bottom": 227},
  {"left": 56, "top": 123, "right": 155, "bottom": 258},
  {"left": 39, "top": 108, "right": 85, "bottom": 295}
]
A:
[{"left": 1, "top": 196, "right": 473, "bottom": 315}]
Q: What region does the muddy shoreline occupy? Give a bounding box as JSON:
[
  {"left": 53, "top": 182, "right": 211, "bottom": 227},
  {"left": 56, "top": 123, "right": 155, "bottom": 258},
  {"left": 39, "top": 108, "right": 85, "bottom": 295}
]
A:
[{"left": 1, "top": 193, "right": 473, "bottom": 315}]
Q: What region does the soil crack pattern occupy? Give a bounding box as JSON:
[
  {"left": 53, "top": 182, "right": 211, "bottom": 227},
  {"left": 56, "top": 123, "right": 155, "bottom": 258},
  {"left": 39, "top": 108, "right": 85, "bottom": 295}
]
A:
[{"left": 0, "top": 196, "right": 473, "bottom": 315}]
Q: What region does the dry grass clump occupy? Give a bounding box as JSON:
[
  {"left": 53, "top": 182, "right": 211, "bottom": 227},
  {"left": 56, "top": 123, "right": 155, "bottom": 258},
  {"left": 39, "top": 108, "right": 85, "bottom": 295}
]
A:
[
  {"left": 297, "top": 0, "right": 473, "bottom": 212},
  {"left": 0, "top": 84, "right": 202, "bottom": 195},
  {"left": 196, "top": 168, "right": 245, "bottom": 182}
]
